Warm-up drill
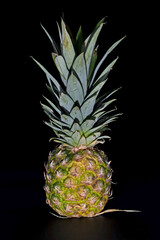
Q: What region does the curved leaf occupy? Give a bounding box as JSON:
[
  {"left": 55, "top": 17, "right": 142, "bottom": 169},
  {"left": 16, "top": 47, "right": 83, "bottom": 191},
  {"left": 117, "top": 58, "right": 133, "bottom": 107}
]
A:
[
  {"left": 85, "top": 23, "right": 103, "bottom": 76},
  {"left": 43, "top": 96, "right": 61, "bottom": 115},
  {"left": 91, "top": 36, "right": 126, "bottom": 86},
  {"left": 41, "top": 24, "right": 60, "bottom": 54},
  {"left": 44, "top": 121, "right": 61, "bottom": 132},
  {"left": 31, "top": 57, "right": 61, "bottom": 91},
  {"left": 95, "top": 57, "right": 119, "bottom": 84},
  {"left": 94, "top": 99, "right": 117, "bottom": 115},
  {"left": 87, "top": 77, "right": 108, "bottom": 100}
]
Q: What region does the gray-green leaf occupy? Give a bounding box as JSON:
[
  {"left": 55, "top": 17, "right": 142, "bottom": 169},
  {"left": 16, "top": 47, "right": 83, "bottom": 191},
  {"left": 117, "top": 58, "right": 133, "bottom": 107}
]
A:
[
  {"left": 31, "top": 57, "right": 61, "bottom": 91},
  {"left": 61, "top": 114, "right": 74, "bottom": 126},
  {"left": 70, "top": 106, "right": 83, "bottom": 123},
  {"left": 91, "top": 36, "right": 126, "bottom": 86},
  {"left": 66, "top": 73, "right": 84, "bottom": 105},
  {"left": 41, "top": 24, "right": 60, "bottom": 54},
  {"left": 81, "top": 119, "right": 95, "bottom": 133},
  {"left": 85, "top": 23, "right": 103, "bottom": 75},
  {"left": 95, "top": 57, "right": 119, "bottom": 83},
  {"left": 61, "top": 19, "right": 75, "bottom": 69},
  {"left": 59, "top": 92, "right": 74, "bottom": 112},
  {"left": 72, "top": 53, "right": 87, "bottom": 96},
  {"left": 52, "top": 54, "right": 69, "bottom": 85},
  {"left": 43, "top": 96, "right": 61, "bottom": 115},
  {"left": 81, "top": 94, "right": 96, "bottom": 120}
]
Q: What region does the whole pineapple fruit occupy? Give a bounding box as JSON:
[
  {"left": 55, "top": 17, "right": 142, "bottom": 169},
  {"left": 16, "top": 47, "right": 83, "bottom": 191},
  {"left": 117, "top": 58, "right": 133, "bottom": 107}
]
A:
[{"left": 33, "top": 17, "right": 125, "bottom": 218}]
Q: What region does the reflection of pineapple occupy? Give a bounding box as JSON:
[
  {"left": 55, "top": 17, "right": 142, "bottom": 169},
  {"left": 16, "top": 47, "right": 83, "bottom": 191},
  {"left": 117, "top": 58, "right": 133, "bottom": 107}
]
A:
[{"left": 33, "top": 18, "right": 125, "bottom": 218}]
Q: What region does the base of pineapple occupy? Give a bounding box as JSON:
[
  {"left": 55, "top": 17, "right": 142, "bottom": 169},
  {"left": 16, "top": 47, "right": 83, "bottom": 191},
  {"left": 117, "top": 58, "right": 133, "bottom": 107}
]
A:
[{"left": 44, "top": 146, "right": 112, "bottom": 218}]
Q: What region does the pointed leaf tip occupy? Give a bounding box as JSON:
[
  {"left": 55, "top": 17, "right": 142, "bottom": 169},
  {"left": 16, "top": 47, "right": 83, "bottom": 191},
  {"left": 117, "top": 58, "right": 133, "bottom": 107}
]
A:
[{"left": 61, "top": 19, "right": 75, "bottom": 69}]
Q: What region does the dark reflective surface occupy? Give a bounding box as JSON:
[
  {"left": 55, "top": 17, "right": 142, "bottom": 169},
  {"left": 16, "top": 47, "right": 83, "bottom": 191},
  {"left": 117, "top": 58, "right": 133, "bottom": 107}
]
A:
[
  {"left": 42, "top": 213, "right": 148, "bottom": 240},
  {"left": 2, "top": 208, "right": 152, "bottom": 240}
]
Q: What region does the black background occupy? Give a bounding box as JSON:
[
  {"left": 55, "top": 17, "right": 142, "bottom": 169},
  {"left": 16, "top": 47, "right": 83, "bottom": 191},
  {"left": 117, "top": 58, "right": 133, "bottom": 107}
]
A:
[{"left": 1, "top": 1, "right": 159, "bottom": 239}]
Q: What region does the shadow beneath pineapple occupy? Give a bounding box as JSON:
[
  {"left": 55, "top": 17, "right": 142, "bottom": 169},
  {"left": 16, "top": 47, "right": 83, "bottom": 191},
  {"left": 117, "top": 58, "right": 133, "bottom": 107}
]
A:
[
  {"left": 42, "top": 213, "right": 149, "bottom": 240},
  {"left": 11, "top": 209, "right": 150, "bottom": 240}
]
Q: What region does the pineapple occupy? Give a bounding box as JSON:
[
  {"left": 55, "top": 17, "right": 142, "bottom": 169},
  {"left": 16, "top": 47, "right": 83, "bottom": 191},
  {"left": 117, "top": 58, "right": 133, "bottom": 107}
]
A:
[{"left": 32, "top": 17, "right": 125, "bottom": 218}]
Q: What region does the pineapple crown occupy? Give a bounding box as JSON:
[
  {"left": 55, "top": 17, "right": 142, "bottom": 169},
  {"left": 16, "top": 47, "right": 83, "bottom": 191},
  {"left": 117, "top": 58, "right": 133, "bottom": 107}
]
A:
[{"left": 32, "top": 17, "right": 125, "bottom": 148}]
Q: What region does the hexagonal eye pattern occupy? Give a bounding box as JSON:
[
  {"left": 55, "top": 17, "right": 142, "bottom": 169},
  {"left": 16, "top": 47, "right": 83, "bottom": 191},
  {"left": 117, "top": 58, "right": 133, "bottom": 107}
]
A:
[
  {"left": 94, "top": 179, "right": 106, "bottom": 193},
  {"left": 49, "top": 160, "right": 57, "bottom": 169},
  {"left": 63, "top": 189, "right": 78, "bottom": 201},
  {"left": 56, "top": 167, "right": 67, "bottom": 178},
  {"left": 87, "top": 192, "right": 100, "bottom": 205},
  {"left": 96, "top": 165, "right": 108, "bottom": 178},
  {"left": 80, "top": 172, "right": 95, "bottom": 184},
  {"left": 63, "top": 176, "right": 77, "bottom": 188},
  {"left": 85, "top": 158, "right": 97, "bottom": 170},
  {"left": 51, "top": 194, "right": 62, "bottom": 206},
  {"left": 77, "top": 185, "right": 90, "bottom": 198},
  {"left": 68, "top": 162, "right": 84, "bottom": 177},
  {"left": 46, "top": 172, "right": 53, "bottom": 182},
  {"left": 52, "top": 182, "right": 64, "bottom": 193}
]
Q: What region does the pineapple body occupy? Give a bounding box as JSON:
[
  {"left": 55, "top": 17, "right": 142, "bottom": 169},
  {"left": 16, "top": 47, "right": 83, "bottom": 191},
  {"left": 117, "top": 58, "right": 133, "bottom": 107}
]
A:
[{"left": 44, "top": 147, "right": 112, "bottom": 217}]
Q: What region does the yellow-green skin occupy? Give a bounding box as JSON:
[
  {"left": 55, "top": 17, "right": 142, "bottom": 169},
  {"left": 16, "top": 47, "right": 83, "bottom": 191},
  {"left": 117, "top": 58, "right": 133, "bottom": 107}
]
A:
[{"left": 44, "top": 146, "right": 112, "bottom": 218}]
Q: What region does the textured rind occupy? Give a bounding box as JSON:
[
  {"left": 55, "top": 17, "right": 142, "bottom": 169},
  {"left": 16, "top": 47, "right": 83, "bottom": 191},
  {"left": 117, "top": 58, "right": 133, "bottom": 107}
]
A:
[{"left": 44, "top": 146, "right": 112, "bottom": 218}]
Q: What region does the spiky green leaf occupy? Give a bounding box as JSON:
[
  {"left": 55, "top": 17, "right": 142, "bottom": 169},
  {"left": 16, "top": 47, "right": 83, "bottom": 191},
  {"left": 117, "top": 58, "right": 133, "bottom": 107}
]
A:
[
  {"left": 95, "top": 57, "right": 119, "bottom": 84},
  {"left": 78, "top": 136, "right": 86, "bottom": 146},
  {"left": 66, "top": 73, "right": 84, "bottom": 105},
  {"left": 96, "top": 87, "right": 121, "bottom": 108},
  {"left": 63, "top": 136, "right": 75, "bottom": 146},
  {"left": 85, "top": 122, "right": 110, "bottom": 138},
  {"left": 61, "top": 114, "right": 74, "bottom": 126},
  {"left": 52, "top": 54, "right": 69, "bottom": 85},
  {"left": 76, "top": 26, "right": 83, "bottom": 54},
  {"left": 81, "top": 94, "right": 96, "bottom": 120},
  {"left": 87, "top": 77, "right": 108, "bottom": 99},
  {"left": 43, "top": 96, "right": 61, "bottom": 115},
  {"left": 44, "top": 121, "right": 61, "bottom": 132},
  {"left": 72, "top": 131, "right": 81, "bottom": 144},
  {"left": 61, "top": 19, "right": 75, "bottom": 69},
  {"left": 70, "top": 106, "right": 83, "bottom": 123},
  {"left": 81, "top": 119, "right": 95, "bottom": 133},
  {"left": 46, "top": 84, "right": 59, "bottom": 101},
  {"left": 31, "top": 57, "right": 61, "bottom": 91},
  {"left": 86, "top": 135, "right": 97, "bottom": 145},
  {"left": 88, "top": 47, "right": 98, "bottom": 80},
  {"left": 59, "top": 92, "right": 74, "bottom": 112},
  {"left": 72, "top": 53, "right": 87, "bottom": 96},
  {"left": 41, "top": 24, "right": 60, "bottom": 54},
  {"left": 85, "top": 23, "right": 103, "bottom": 75},
  {"left": 91, "top": 36, "right": 126, "bottom": 85},
  {"left": 71, "top": 122, "right": 81, "bottom": 132},
  {"left": 57, "top": 21, "right": 62, "bottom": 42},
  {"left": 94, "top": 99, "right": 117, "bottom": 115},
  {"left": 51, "top": 137, "right": 73, "bottom": 147},
  {"left": 42, "top": 105, "right": 60, "bottom": 121}
]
